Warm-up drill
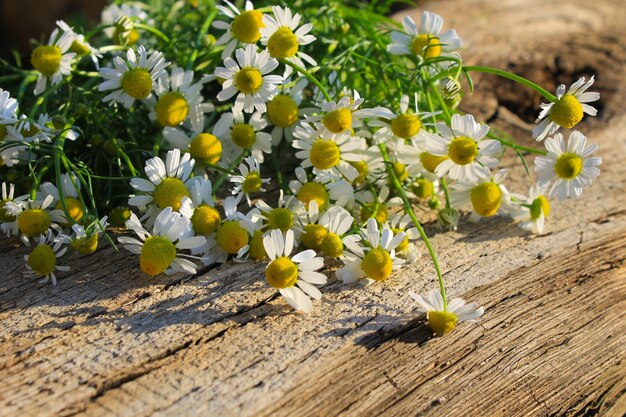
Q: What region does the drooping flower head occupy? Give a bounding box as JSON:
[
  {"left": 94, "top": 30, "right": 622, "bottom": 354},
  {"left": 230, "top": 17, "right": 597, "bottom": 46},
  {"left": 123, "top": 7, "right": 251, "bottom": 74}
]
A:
[
  {"left": 387, "top": 12, "right": 462, "bottom": 60},
  {"left": 31, "top": 27, "right": 76, "bottom": 95},
  {"left": 23, "top": 231, "right": 70, "bottom": 286},
  {"left": 409, "top": 289, "right": 484, "bottom": 336}
]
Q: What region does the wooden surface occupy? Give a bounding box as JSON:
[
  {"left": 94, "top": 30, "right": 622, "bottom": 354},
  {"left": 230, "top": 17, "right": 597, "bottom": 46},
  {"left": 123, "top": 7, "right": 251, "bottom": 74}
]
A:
[{"left": 1, "top": 0, "right": 625, "bottom": 416}]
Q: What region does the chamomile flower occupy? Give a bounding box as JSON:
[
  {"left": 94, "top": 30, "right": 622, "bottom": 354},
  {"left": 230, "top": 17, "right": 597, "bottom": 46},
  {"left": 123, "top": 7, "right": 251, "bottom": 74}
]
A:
[
  {"left": 209, "top": 195, "right": 257, "bottom": 263},
  {"left": 0, "top": 88, "right": 19, "bottom": 124},
  {"left": 0, "top": 182, "right": 28, "bottom": 237},
  {"left": 255, "top": 190, "right": 306, "bottom": 234},
  {"left": 101, "top": 3, "right": 150, "bottom": 45},
  {"left": 214, "top": 44, "right": 283, "bottom": 114},
  {"left": 23, "top": 231, "right": 69, "bottom": 286},
  {"left": 510, "top": 184, "right": 551, "bottom": 235},
  {"left": 289, "top": 167, "right": 354, "bottom": 211},
  {"left": 4, "top": 195, "right": 65, "bottom": 245},
  {"left": 263, "top": 228, "right": 326, "bottom": 313},
  {"left": 316, "top": 204, "right": 355, "bottom": 258},
  {"left": 386, "top": 213, "right": 420, "bottom": 263},
  {"left": 409, "top": 289, "right": 484, "bottom": 336},
  {"left": 425, "top": 114, "right": 500, "bottom": 182},
  {"left": 40, "top": 173, "right": 84, "bottom": 223},
  {"left": 128, "top": 148, "right": 195, "bottom": 216},
  {"left": 99, "top": 45, "right": 170, "bottom": 108},
  {"left": 31, "top": 28, "right": 76, "bottom": 95},
  {"left": 9, "top": 113, "right": 58, "bottom": 144},
  {"left": 450, "top": 169, "right": 510, "bottom": 222},
  {"left": 534, "top": 131, "right": 601, "bottom": 200},
  {"left": 396, "top": 131, "right": 446, "bottom": 177},
  {"left": 119, "top": 208, "right": 206, "bottom": 276},
  {"left": 387, "top": 12, "right": 462, "bottom": 59},
  {"left": 336, "top": 218, "right": 405, "bottom": 285},
  {"left": 179, "top": 177, "right": 221, "bottom": 238},
  {"left": 213, "top": 1, "right": 265, "bottom": 59},
  {"left": 356, "top": 185, "right": 397, "bottom": 224},
  {"left": 68, "top": 216, "right": 108, "bottom": 255},
  {"left": 56, "top": 20, "right": 102, "bottom": 68},
  {"left": 214, "top": 110, "right": 272, "bottom": 162},
  {"left": 229, "top": 156, "right": 270, "bottom": 205},
  {"left": 267, "top": 78, "right": 313, "bottom": 145},
  {"left": 304, "top": 94, "right": 370, "bottom": 136},
  {"left": 532, "top": 76, "right": 600, "bottom": 141},
  {"left": 292, "top": 123, "right": 364, "bottom": 182},
  {"left": 260, "top": 6, "right": 317, "bottom": 75},
  {"left": 347, "top": 145, "right": 386, "bottom": 186},
  {"left": 163, "top": 127, "right": 223, "bottom": 167},
  {"left": 370, "top": 94, "right": 438, "bottom": 142}
]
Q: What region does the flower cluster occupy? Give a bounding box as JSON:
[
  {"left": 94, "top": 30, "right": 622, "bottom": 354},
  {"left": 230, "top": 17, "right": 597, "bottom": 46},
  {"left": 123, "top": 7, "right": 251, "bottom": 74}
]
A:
[{"left": 0, "top": 1, "right": 602, "bottom": 336}]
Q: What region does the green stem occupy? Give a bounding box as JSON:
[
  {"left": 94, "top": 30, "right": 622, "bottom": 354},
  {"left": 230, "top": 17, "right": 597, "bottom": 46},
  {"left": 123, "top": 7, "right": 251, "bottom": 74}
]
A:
[
  {"left": 186, "top": 9, "right": 217, "bottom": 70},
  {"left": 278, "top": 58, "right": 331, "bottom": 102},
  {"left": 378, "top": 143, "right": 448, "bottom": 309},
  {"left": 440, "top": 177, "right": 451, "bottom": 208},
  {"left": 488, "top": 133, "right": 547, "bottom": 155},
  {"left": 213, "top": 151, "right": 247, "bottom": 191},
  {"left": 133, "top": 23, "right": 171, "bottom": 44},
  {"left": 464, "top": 65, "right": 556, "bottom": 102}
]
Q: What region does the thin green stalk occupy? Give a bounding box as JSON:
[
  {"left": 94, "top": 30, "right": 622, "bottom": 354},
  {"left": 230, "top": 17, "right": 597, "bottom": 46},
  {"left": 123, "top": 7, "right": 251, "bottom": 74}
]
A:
[
  {"left": 133, "top": 23, "right": 171, "bottom": 44},
  {"left": 213, "top": 151, "right": 247, "bottom": 191},
  {"left": 278, "top": 58, "right": 331, "bottom": 102},
  {"left": 464, "top": 65, "right": 556, "bottom": 102},
  {"left": 440, "top": 177, "right": 451, "bottom": 208}
]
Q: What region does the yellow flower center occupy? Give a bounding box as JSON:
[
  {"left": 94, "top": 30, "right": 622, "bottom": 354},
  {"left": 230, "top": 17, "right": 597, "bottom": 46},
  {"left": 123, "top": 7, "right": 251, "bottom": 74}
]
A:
[
  {"left": 140, "top": 235, "right": 176, "bottom": 276},
  {"left": 121, "top": 68, "right": 153, "bottom": 100},
  {"left": 302, "top": 224, "right": 328, "bottom": 251},
  {"left": 31, "top": 45, "right": 62, "bottom": 76},
  {"left": 114, "top": 27, "right": 140, "bottom": 45},
  {"left": 70, "top": 233, "right": 99, "bottom": 255},
  {"left": 448, "top": 136, "right": 478, "bottom": 165},
  {"left": 391, "top": 228, "right": 409, "bottom": 252},
  {"left": 265, "top": 256, "right": 299, "bottom": 288},
  {"left": 110, "top": 206, "right": 132, "bottom": 227},
  {"left": 18, "top": 208, "right": 51, "bottom": 237},
  {"left": 322, "top": 108, "right": 352, "bottom": 134},
  {"left": 153, "top": 177, "right": 190, "bottom": 211},
  {"left": 242, "top": 171, "right": 263, "bottom": 194},
  {"left": 267, "top": 27, "right": 299, "bottom": 58},
  {"left": 320, "top": 232, "right": 343, "bottom": 258},
  {"left": 410, "top": 34, "right": 441, "bottom": 58},
  {"left": 361, "top": 246, "right": 393, "bottom": 281},
  {"left": 56, "top": 197, "right": 85, "bottom": 223},
  {"left": 549, "top": 94, "right": 584, "bottom": 129},
  {"left": 231, "top": 10, "right": 265, "bottom": 43},
  {"left": 267, "top": 207, "right": 293, "bottom": 232},
  {"left": 392, "top": 162, "right": 409, "bottom": 183},
  {"left": 554, "top": 152, "right": 583, "bottom": 180},
  {"left": 235, "top": 67, "right": 263, "bottom": 94},
  {"left": 428, "top": 310, "right": 458, "bottom": 336},
  {"left": 470, "top": 182, "right": 502, "bottom": 217},
  {"left": 310, "top": 139, "right": 341, "bottom": 170},
  {"left": 231, "top": 123, "right": 256, "bottom": 148},
  {"left": 189, "top": 133, "right": 222, "bottom": 165},
  {"left": 350, "top": 160, "right": 369, "bottom": 184},
  {"left": 191, "top": 204, "right": 221, "bottom": 234},
  {"left": 248, "top": 229, "right": 268, "bottom": 261},
  {"left": 360, "top": 203, "right": 388, "bottom": 224},
  {"left": 28, "top": 244, "right": 56, "bottom": 276},
  {"left": 69, "top": 40, "right": 91, "bottom": 55},
  {"left": 268, "top": 95, "right": 299, "bottom": 127},
  {"left": 391, "top": 114, "right": 421, "bottom": 139},
  {"left": 0, "top": 200, "right": 16, "bottom": 222},
  {"left": 411, "top": 177, "right": 434, "bottom": 199},
  {"left": 297, "top": 182, "right": 329, "bottom": 211},
  {"left": 420, "top": 152, "right": 448, "bottom": 173},
  {"left": 530, "top": 195, "right": 551, "bottom": 220},
  {"left": 216, "top": 220, "right": 249, "bottom": 254},
  {"left": 155, "top": 92, "right": 189, "bottom": 127}
]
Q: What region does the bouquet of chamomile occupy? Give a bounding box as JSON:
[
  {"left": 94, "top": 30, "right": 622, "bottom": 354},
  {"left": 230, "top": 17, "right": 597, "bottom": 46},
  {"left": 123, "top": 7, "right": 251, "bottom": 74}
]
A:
[{"left": 0, "top": 0, "right": 601, "bottom": 336}]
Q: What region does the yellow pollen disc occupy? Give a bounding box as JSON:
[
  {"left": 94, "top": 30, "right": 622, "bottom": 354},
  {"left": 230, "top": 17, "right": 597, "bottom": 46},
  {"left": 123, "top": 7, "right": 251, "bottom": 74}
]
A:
[
  {"left": 391, "top": 114, "right": 421, "bottom": 139},
  {"left": 0, "top": 200, "right": 16, "bottom": 222},
  {"left": 428, "top": 310, "right": 458, "bottom": 336},
  {"left": 216, "top": 220, "right": 249, "bottom": 254},
  {"left": 470, "top": 182, "right": 502, "bottom": 217},
  {"left": 268, "top": 95, "right": 299, "bottom": 127},
  {"left": 549, "top": 95, "right": 584, "bottom": 129},
  {"left": 411, "top": 177, "right": 434, "bottom": 199},
  {"left": 235, "top": 67, "right": 263, "bottom": 94},
  {"left": 31, "top": 45, "right": 62, "bottom": 76},
  {"left": 155, "top": 92, "right": 189, "bottom": 127},
  {"left": 410, "top": 34, "right": 441, "bottom": 58},
  {"left": 554, "top": 152, "right": 583, "bottom": 180},
  {"left": 360, "top": 203, "right": 388, "bottom": 224},
  {"left": 231, "top": 10, "right": 265, "bottom": 44},
  {"left": 448, "top": 136, "right": 478, "bottom": 165},
  {"left": 310, "top": 139, "right": 341, "bottom": 170},
  {"left": 268, "top": 207, "right": 294, "bottom": 232},
  {"left": 71, "top": 233, "right": 99, "bottom": 255},
  {"left": 191, "top": 204, "right": 221, "bottom": 234},
  {"left": 391, "top": 228, "right": 409, "bottom": 252},
  {"left": 110, "top": 206, "right": 132, "bottom": 227},
  {"left": 18, "top": 208, "right": 51, "bottom": 237},
  {"left": 267, "top": 26, "right": 299, "bottom": 58},
  {"left": 297, "top": 182, "right": 330, "bottom": 211},
  {"left": 350, "top": 160, "right": 369, "bottom": 184},
  {"left": 323, "top": 108, "right": 352, "bottom": 134},
  {"left": 393, "top": 162, "right": 409, "bottom": 183},
  {"left": 28, "top": 245, "right": 56, "bottom": 276},
  {"left": 153, "top": 177, "right": 190, "bottom": 211},
  {"left": 231, "top": 123, "right": 256, "bottom": 148},
  {"left": 242, "top": 171, "right": 263, "bottom": 194},
  {"left": 302, "top": 224, "right": 328, "bottom": 251},
  {"left": 121, "top": 68, "right": 153, "bottom": 100},
  {"left": 248, "top": 229, "right": 268, "bottom": 261},
  {"left": 320, "top": 232, "right": 343, "bottom": 258},
  {"left": 265, "top": 256, "right": 298, "bottom": 288},
  {"left": 69, "top": 41, "right": 91, "bottom": 55},
  {"left": 420, "top": 152, "right": 448, "bottom": 173},
  {"left": 530, "top": 195, "right": 551, "bottom": 220},
  {"left": 114, "top": 27, "right": 140, "bottom": 45},
  {"left": 361, "top": 246, "right": 393, "bottom": 281},
  {"left": 140, "top": 235, "right": 176, "bottom": 276},
  {"left": 189, "top": 133, "right": 222, "bottom": 165},
  {"left": 56, "top": 197, "right": 84, "bottom": 223}
]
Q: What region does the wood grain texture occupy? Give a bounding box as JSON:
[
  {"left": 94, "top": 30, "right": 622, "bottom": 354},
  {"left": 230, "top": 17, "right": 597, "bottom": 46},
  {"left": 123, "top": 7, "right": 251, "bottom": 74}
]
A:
[{"left": 1, "top": 0, "right": 625, "bottom": 416}]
